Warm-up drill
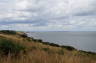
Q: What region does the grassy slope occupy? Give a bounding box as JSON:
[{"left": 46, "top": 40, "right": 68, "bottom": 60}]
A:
[{"left": 0, "top": 30, "right": 96, "bottom": 63}]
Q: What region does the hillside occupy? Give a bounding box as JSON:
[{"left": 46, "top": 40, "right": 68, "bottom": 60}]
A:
[{"left": 0, "top": 30, "right": 96, "bottom": 63}]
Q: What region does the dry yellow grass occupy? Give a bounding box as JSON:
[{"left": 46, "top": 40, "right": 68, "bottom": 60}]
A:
[
  {"left": 0, "top": 32, "right": 96, "bottom": 63},
  {"left": 0, "top": 51, "right": 96, "bottom": 63}
]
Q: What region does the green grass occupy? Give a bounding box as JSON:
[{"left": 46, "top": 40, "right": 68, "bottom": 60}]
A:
[
  {"left": 0, "top": 30, "right": 17, "bottom": 35},
  {"left": 0, "top": 38, "right": 25, "bottom": 55}
]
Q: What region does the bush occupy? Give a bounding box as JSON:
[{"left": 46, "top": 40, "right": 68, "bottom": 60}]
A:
[
  {"left": 79, "top": 50, "right": 96, "bottom": 55},
  {"left": 0, "top": 30, "right": 17, "bottom": 35},
  {"left": 32, "top": 39, "right": 43, "bottom": 43},
  {"left": 37, "top": 39, "right": 43, "bottom": 42},
  {"left": 61, "top": 45, "right": 76, "bottom": 51},
  {"left": 48, "top": 43, "right": 60, "bottom": 47},
  {"left": 20, "top": 33, "right": 28, "bottom": 38},
  {"left": 32, "top": 39, "right": 37, "bottom": 42},
  {"left": 0, "top": 38, "right": 25, "bottom": 55}
]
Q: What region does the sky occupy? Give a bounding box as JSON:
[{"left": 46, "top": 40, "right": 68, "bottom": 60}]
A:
[{"left": 0, "top": 0, "right": 96, "bottom": 31}]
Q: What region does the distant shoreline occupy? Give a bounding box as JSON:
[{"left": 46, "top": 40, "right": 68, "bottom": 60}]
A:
[{"left": 26, "top": 32, "right": 96, "bottom": 54}]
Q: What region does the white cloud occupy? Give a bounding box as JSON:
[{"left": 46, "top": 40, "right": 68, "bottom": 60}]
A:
[{"left": 0, "top": 0, "right": 96, "bottom": 31}]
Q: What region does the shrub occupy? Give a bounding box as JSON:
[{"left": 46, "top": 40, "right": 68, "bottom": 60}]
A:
[
  {"left": 0, "top": 38, "right": 25, "bottom": 55},
  {"left": 0, "top": 30, "right": 17, "bottom": 35},
  {"left": 79, "top": 50, "right": 96, "bottom": 55},
  {"left": 37, "top": 39, "right": 43, "bottom": 42},
  {"left": 61, "top": 45, "right": 76, "bottom": 51},
  {"left": 48, "top": 43, "right": 60, "bottom": 47},
  {"left": 32, "top": 39, "right": 43, "bottom": 42},
  {"left": 32, "top": 39, "right": 37, "bottom": 42},
  {"left": 20, "top": 33, "right": 28, "bottom": 38}
]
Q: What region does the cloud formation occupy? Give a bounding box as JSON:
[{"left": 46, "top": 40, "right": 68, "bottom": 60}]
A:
[{"left": 0, "top": 0, "right": 96, "bottom": 31}]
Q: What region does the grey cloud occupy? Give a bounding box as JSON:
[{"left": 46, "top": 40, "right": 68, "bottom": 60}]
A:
[
  {"left": 0, "top": 0, "right": 96, "bottom": 31},
  {"left": 0, "top": 18, "right": 49, "bottom": 26}
]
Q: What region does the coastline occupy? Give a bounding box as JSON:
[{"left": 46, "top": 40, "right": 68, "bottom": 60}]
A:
[{"left": 0, "top": 30, "right": 96, "bottom": 63}]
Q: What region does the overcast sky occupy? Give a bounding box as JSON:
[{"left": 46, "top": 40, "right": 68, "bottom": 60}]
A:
[{"left": 0, "top": 0, "right": 96, "bottom": 31}]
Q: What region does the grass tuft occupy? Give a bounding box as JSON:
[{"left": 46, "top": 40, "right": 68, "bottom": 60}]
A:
[
  {"left": 0, "top": 38, "right": 25, "bottom": 55},
  {"left": 42, "top": 48, "right": 49, "bottom": 52}
]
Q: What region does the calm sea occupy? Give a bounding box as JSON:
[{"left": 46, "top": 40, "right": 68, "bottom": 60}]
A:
[{"left": 27, "top": 32, "right": 96, "bottom": 52}]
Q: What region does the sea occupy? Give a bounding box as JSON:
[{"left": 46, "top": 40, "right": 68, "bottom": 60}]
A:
[{"left": 27, "top": 32, "right": 96, "bottom": 52}]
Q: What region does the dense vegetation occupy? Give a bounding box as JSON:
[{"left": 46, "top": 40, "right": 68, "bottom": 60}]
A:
[
  {"left": 0, "top": 30, "right": 96, "bottom": 63},
  {"left": 0, "top": 38, "right": 25, "bottom": 55},
  {"left": 0, "top": 30, "right": 17, "bottom": 35}
]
